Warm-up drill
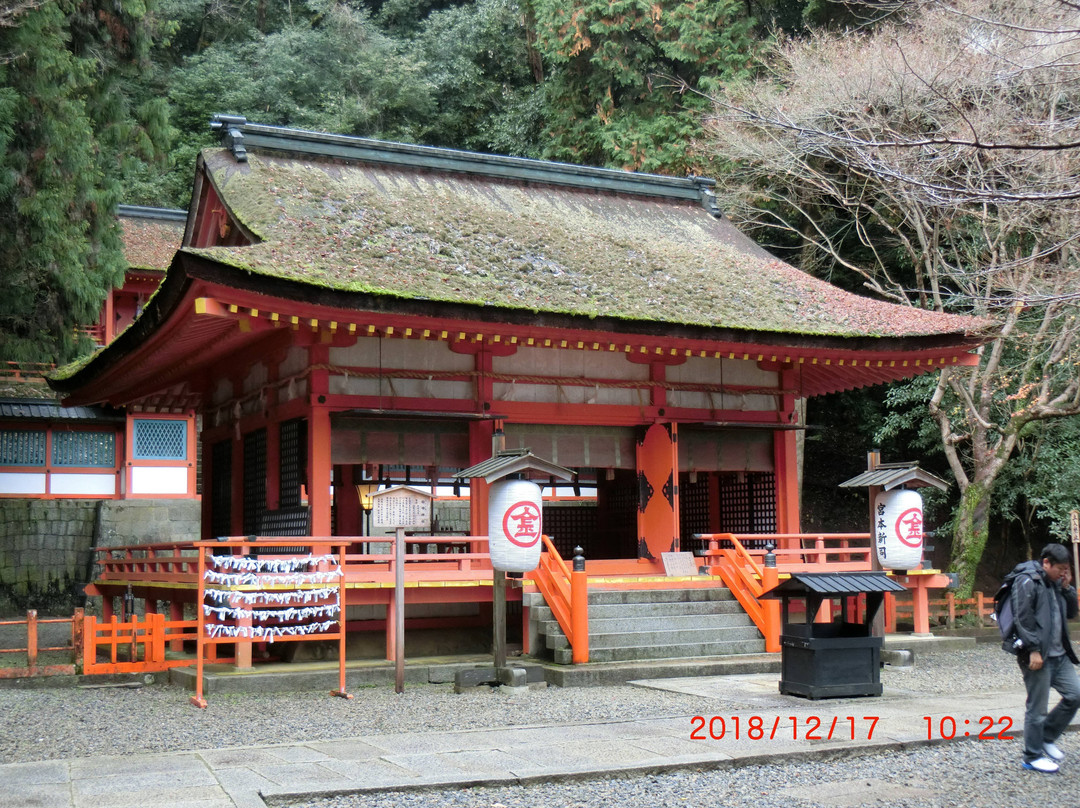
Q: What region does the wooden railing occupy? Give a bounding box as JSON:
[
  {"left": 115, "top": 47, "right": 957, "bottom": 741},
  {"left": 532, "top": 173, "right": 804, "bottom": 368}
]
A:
[
  {"left": 533, "top": 536, "right": 589, "bottom": 663},
  {"left": 94, "top": 537, "right": 493, "bottom": 585},
  {"left": 697, "top": 533, "right": 779, "bottom": 652},
  {"left": 0, "top": 610, "right": 83, "bottom": 678},
  {"left": 886, "top": 590, "right": 993, "bottom": 630},
  {"left": 694, "top": 533, "right": 872, "bottom": 571},
  {"left": 0, "top": 361, "right": 53, "bottom": 383},
  {"left": 82, "top": 612, "right": 198, "bottom": 675}
]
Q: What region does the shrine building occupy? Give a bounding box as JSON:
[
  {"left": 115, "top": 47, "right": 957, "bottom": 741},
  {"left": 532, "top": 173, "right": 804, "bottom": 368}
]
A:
[{"left": 47, "top": 117, "right": 989, "bottom": 664}]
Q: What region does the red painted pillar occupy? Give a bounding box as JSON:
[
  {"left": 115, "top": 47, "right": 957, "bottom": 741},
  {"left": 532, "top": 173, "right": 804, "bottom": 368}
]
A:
[
  {"left": 308, "top": 347, "right": 333, "bottom": 537},
  {"left": 308, "top": 405, "right": 333, "bottom": 536},
  {"left": 468, "top": 420, "right": 494, "bottom": 536}
]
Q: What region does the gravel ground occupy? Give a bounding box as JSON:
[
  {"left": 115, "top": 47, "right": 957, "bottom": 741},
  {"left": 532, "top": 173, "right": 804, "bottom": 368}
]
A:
[{"left": 2, "top": 645, "right": 1068, "bottom": 808}]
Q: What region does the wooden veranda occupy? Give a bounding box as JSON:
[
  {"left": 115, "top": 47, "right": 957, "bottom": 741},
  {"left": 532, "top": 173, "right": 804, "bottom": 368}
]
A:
[{"left": 82, "top": 532, "right": 950, "bottom": 678}]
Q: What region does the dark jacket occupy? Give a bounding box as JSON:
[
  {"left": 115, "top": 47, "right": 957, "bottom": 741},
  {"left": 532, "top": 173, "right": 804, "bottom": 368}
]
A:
[{"left": 1004, "top": 560, "right": 1079, "bottom": 664}]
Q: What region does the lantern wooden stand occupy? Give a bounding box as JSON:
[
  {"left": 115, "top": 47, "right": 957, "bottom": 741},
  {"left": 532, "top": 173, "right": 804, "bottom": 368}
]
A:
[
  {"left": 762, "top": 572, "right": 907, "bottom": 699},
  {"left": 455, "top": 448, "right": 575, "bottom": 689}
]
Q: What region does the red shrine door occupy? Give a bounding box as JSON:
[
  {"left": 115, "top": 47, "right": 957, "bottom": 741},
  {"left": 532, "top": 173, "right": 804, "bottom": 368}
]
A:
[{"left": 636, "top": 422, "right": 679, "bottom": 561}]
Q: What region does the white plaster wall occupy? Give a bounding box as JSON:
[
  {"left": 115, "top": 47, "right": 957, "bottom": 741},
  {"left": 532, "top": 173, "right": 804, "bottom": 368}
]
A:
[
  {"left": 243, "top": 362, "right": 268, "bottom": 394},
  {"left": 667, "top": 356, "right": 778, "bottom": 387},
  {"left": 0, "top": 472, "right": 46, "bottom": 495},
  {"left": 49, "top": 473, "right": 116, "bottom": 496},
  {"left": 492, "top": 346, "right": 649, "bottom": 381},
  {"left": 131, "top": 466, "right": 189, "bottom": 495},
  {"left": 279, "top": 345, "right": 308, "bottom": 379},
  {"left": 330, "top": 337, "right": 474, "bottom": 372},
  {"left": 329, "top": 376, "right": 473, "bottom": 400},
  {"left": 211, "top": 378, "right": 233, "bottom": 406}
]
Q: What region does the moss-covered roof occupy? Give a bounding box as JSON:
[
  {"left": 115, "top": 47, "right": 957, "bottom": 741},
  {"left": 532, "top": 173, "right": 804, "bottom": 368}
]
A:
[
  {"left": 120, "top": 211, "right": 186, "bottom": 271},
  {"left": 190, "top": 148, "right": 980, "bottom": 340}
]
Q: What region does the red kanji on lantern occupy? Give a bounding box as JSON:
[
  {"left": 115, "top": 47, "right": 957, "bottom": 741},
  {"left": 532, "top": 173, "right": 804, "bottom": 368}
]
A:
[
  {"left": 894, "top": 508, "right": 923, "bottom": 548},
  {"left": 503, "top": 501, "right": 541, "bottom": 547}
]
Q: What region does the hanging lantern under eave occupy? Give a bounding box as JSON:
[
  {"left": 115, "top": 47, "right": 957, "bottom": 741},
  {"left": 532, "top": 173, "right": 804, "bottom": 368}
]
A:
[
  {"left": 488, "top": 477, "right": 544, "bottom": 573},
  {"left": 874, "top": 488, "right": 925, "bottom": 570}
]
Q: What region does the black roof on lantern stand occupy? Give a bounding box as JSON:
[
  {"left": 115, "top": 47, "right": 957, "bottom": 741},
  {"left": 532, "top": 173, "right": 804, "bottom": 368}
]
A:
[
  {"left": 455, "top": 448, "right": 576, "bottom": 484},
  {"left": 761, "top": 572, "right": 908, "bottom": 598}
]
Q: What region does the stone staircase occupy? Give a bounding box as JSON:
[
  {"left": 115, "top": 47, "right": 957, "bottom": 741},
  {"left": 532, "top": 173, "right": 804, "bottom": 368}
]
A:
[{"left": 526, "top": 586, "right": 765, "bottom": 664}]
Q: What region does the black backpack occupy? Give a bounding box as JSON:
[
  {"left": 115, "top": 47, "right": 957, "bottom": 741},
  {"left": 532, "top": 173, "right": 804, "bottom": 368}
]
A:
[{"left": 993, "top": 575, "right": 1026, "bottom": 653}]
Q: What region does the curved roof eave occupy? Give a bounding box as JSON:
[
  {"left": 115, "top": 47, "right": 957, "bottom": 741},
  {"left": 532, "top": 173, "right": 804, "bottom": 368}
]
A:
[
  {"left": 50, "top": 250, "right": 986, "bottom": 408},
  {"left": 180, "top": 251, "right": 986, "bottom": 353}
]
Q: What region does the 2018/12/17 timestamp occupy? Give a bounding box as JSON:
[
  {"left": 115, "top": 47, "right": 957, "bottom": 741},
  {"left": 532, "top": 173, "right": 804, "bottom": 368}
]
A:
[
  {"left": 690, "top": 715, "right": 880, "bottom": 741},
  {"left": 924, "top": 716, "right": 1014, "bottom": 740}
]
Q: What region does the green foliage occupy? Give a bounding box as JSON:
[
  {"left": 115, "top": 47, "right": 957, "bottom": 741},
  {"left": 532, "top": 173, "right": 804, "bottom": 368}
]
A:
[
  {"left": 169, "top": 3, "right": 435, "bottom": 145},
  {"left": 996, "top": 417, "right": 1080, "bottom": 545},
  {"left": 531, "top": 0, "right": 757, "bottom": 173},
  {"left": 0, "top": 0, "right": 169, "bottom": 364},
  {"left": 408, "top": 0, "right": 542, "bottom": 154}
]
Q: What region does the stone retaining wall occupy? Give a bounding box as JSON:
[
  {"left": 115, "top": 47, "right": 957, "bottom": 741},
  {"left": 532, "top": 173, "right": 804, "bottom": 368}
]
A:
[{"left": 0, "top": 499, "right": 200, "bottom": 615}]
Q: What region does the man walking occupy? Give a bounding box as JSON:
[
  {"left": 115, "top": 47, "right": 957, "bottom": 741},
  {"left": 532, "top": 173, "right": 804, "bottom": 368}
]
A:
[{"left": 1005, "top": 543, "right": 1080, "bottom": 773}]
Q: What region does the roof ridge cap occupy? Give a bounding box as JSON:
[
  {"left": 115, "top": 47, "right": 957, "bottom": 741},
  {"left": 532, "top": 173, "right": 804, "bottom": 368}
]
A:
[{"left": 209, "top": 114, "right": 722, "bottom": 215}]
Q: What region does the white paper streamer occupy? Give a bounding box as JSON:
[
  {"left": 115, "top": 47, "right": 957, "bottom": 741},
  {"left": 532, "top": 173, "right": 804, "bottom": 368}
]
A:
[
  {"left": 203, "top": 569, "right": 341, "bottom": 587},
  {"left": 203, "top": 603, "right": 340, "bottom": 622},
  {"left": 203, "top": 587, "right": 339, "bottom": 605},
  {"left": 204, "top": 620, "right": 339, "bottom": 643},
  {"left": 207, "top": 554, "right": 338, "bottom": 573}
]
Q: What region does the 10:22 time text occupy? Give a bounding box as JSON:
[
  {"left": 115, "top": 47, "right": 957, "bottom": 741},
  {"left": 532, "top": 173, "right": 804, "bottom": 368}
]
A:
[{"left": 923, "top": 716, "right": 1014, "bottom": 740}]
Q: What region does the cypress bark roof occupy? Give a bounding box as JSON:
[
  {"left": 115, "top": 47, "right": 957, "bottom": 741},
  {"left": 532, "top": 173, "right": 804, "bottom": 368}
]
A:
[{"left": 191, "top": 145, "right": 985, "bottom": 341}]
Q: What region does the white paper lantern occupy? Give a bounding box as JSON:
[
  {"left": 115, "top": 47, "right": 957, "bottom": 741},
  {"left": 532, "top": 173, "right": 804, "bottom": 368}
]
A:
[
  {"left": 874, "top": 489, "right": 925, "bottom": 570},
  {"left": 488, "top": 477, "right": 544, "bottom": 573}
]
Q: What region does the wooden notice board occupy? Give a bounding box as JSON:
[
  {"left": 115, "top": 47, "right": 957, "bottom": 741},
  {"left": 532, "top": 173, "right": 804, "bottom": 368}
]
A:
[{"left": 372, "top": 485, "right": 432, "bottom": 529}]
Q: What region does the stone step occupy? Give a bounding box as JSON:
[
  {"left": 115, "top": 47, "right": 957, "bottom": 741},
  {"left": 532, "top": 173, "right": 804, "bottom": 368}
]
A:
[
  {"left": 542, "top": 653, "right": 779, "bottom": 687},
  {"left": 537, "top": 611, "right": 755, "bottom": 639},
  {"left": 547, "top": 624, "right": 763, "bottom": 650},
  {"left": 531, "top": 599, "right": 745, "bottom": 625},
  {"left": 553, "top": 637, "right": 767, "bottom": 664},
  {"left": 585, "top": 587, "right": 735, "bottom": 605}
]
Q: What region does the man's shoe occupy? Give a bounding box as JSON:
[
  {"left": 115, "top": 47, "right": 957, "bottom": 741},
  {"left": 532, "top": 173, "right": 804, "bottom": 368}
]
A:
[
  {"left": 1044, "top": 742, "right": 1065, "bottom": 761},
  {"left": 1023, "top": 756, "right": 1059, "bottom": 773}
]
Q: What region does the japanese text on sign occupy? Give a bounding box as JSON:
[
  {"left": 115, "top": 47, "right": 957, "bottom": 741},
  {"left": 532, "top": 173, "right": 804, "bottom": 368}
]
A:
[{"left": 372, "top": 489, "right": 431, "bottom": 528}]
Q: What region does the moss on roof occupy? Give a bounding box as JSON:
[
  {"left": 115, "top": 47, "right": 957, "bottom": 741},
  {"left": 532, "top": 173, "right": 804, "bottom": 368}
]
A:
[
  {"left": 120, "top": 217, "right": 185, "bottom": 271},
  {"left": 193, "top": 149, "right": 981, "bottom": 340}
]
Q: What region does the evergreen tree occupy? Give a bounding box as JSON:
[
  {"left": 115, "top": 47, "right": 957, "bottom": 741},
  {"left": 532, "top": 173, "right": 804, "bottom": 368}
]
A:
[
  {"left": 531, "top": 0, "right": 757, "bottom": 173},
  {"left": 0, "top": 0, "right": 169, "bottom": 364}
]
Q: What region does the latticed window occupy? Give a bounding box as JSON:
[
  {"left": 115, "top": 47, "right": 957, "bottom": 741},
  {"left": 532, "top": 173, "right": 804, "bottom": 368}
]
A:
[
  {"left": 132, "top": 419, "right": 187, "bottom": 461},
  {"left": 52, "top": 431, "right": 115, "bottom": 467},
  {"left": 0, "top": 430, "right": 46, "bottom": 466},
  {"left": 279, "top": 418, "right": 307, "bottom": 509},
  {"left": 243, "top": 428, "right": 267, "bottom": 535},
  {"left": 717, "top": 471, "right": 777, "bottom": 544},
  {"left": 210, "top": 440, "right": 232, "bottom": 538}
]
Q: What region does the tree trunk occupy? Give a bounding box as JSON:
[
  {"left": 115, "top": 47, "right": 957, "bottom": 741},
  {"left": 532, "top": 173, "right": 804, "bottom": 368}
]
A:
[{"left": 949, "top": 480, "right": 992, "bottom": 598}]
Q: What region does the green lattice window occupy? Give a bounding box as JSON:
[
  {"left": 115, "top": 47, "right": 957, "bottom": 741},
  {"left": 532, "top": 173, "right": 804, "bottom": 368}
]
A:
[
  {"left": 0, "top": 429, "right": 46, "bottom": 466},
  {"left": 52, "top": 431, "right": 116, "bottom": 467},
  {"left": 132, "top": 419, "right": 187, "bottom": 461}
]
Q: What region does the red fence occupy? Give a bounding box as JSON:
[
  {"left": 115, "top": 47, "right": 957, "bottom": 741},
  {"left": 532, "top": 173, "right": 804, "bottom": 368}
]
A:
[
  {"left": 0, "top": 610, "right": 83, "bottom": 678},
  {"left": 886, "top": 590, "right": 993, "bottom": 629},
  {"left": 82, "top": 613, "right": 198, "bottom": 675}
]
